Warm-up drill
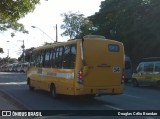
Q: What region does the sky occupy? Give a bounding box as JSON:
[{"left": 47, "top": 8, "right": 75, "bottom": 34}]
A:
[{"left": 0, "top": 0, "right": 103, "bottom": 59}]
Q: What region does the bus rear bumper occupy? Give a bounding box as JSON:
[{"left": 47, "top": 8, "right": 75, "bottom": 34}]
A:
[{"left": 75, "top": 86, "right": 124, "bottom": 96}]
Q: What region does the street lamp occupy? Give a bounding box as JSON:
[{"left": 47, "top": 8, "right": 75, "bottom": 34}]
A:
[{"left": 31, "top": 26, "right": 54, "bottom": 42}]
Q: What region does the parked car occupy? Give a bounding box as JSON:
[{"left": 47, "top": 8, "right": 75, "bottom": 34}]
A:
[
  {"left": 22, "top": 62, "right": 30, "bottom": 73},
  {"left": 0, "top": 64, "right": 6, "bottom": 72},
  {"left": 132, "top": 57, "right": 160, "bottom": 87},
  {"left": 8, "top": 64, "right": 14, "bottom": 72},
  {"left": 12, "top": 63, "right": 19, "bottom": 72},
  {"left": 17, "top": 63, "right": 23, "bottom": 72}
]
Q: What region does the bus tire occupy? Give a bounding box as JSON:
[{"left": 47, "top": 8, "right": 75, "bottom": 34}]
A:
[
  {"left": 28, "top": 78, "right": 34, "bottom": 91},
  {"left": 50, "top": 84, "right": 57, "bottom": 98},
  {"left": 132, "top": 78, "right": 139, "bottom": 87}
]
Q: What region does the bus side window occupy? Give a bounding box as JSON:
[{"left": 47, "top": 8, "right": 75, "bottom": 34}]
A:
[
  {"left": 40, "top": 51, "right": 44, "bottom": 67},
  {"left": 51, "top": 48, "right": 56, "bottom": 68},
  {"left": 32, "top": 52, "right": 37, "bottom": 66},
  {"left": 55, "top": 47, "right": 64, "bottom": 68},
  {"left": 44, "top": 49, "right": 51, "bottom": 68},
  {"left": 35, "top": 51, "right": 44, "bottom": 67},
  {"left": 63, "top": 44, "right": 76, "bottom": 69},
  {"left": 36, "top": 52, "right": 41, "bottom": 67}
]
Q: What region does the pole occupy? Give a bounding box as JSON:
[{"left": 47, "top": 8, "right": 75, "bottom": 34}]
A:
[
  {"left": 22, "top": 40, "right": 25, "bottom": 63},
  {"left": 56, "top": 24, "right": 58, "bottom": 42},
  {"left": 18, "top": 40, "right": 25, "bottom": 63},
  {"left": 7, "top": 49, "right": 9, "bottom": 63},
  {"left": 7, "top": 49, "right": 9, "bottom": 58}
]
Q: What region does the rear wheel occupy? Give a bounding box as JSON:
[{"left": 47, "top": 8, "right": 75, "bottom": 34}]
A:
[
  {"left": 50, "top": 84, "right": 57, "bottom": 98},
  {"left": 132, "top": 78, "right": 139, "bottom": 87}
]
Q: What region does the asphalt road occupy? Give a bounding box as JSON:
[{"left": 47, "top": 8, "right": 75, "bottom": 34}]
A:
[{"left": 0, "top": 72, "right": 160, "bottom": 119}]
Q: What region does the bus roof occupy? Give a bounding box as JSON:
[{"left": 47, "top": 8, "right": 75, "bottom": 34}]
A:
[
  {"left": 33, "top": 39, "right": 78, "bottom": 52},
  {"left": 33, "top": 35, "right": 123, "bottom": 52}
]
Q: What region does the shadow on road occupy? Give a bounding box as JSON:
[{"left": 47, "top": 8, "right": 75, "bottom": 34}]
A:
[{"left": 31, "top": 89, "right": 114, "bottom": 108}]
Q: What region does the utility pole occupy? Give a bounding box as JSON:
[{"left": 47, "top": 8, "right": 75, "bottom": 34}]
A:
[
  {"left": 7, "top": 49, "right": 9, "bottom": 58},
  {"left": 18, "top": 40, "right": 25, "bottom": 63},
  {"left": 7, "top": 49, "right": 9, "bottom": 63},
  {"left": 22, "top": 40, "right": 25, "bottom": 63},
  {"left": 56, "top": 24, "right": 58, "bottom": 42}
]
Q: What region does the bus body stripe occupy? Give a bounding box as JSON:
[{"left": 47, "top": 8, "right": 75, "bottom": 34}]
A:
[{"left": 28, "top": 71, "right": 74, "bottom": 80}]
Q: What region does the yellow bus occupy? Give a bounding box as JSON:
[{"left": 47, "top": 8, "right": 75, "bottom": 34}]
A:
[{"left": 27, "top": 35, "right": 125, "bottom": 98}]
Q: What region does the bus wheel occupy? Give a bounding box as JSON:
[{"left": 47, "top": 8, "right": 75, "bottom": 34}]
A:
[
  {"left": 28, "top": 79, "right": 34, "bottom": 91},
  {"left": 132, "top": 78, "right": 139, "bottom": 87},
  {"left": 50, "top": 84, "right": 57, "bottom": 98}
]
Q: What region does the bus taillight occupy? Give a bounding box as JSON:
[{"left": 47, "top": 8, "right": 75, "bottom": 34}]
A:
[
  {"left": 78, "top": 70, "right": 83, "bottom": 84},
  {"left": 121, "top": 69, "right": 125, "bottom": 84}
]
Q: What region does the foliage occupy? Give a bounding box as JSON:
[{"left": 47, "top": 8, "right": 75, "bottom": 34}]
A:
[
  {"left": 76, "top": 19, "right": 95, "bottom": 38},
  {"left": 18, "top": 47, "right": 35, "bottom": 62},
  {"left": 61, "top": 11, "right": 86, "bottom": 39},
  {"left": 0, "top": 0, "right": 40, "bottom": 35},
  {"left": 87, "top": 0, "right": 160, "bottom": 67},
  {"left": 0, "top": 57, "right": 17, "bottom": 64}
]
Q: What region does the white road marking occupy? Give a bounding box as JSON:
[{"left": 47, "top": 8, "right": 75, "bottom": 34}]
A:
[
  {"left": 123, "top": 94, "right": 142, "bottom": 99},
  {"left": 0, "top": 81, "right": 26, "bottom": 85},
  {"left": 104, "top": 105, "right": 123, "bottom": 110}
]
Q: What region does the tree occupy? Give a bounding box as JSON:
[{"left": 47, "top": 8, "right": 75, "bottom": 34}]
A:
[
  {"left": 87, "top": 0, "right": 160, "bottom": 67},
  {"left": 18, "top": 47, "right": 35, "bottom": 62},
  {"left": 0, "top": 0, "right": 40, "bottom": 36},
  {"left": 76, "top": 19, "right": 95, "bottom": 38},
  {"left": 61, "top": 11, "right": 85, "bottom": 39}
]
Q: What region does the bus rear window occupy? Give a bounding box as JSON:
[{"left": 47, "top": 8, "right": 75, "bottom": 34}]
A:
[{"left": 108, "top": 44, "right": 119, "bottom": 52}]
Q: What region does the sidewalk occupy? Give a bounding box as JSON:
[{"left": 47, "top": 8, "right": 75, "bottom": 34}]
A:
[
  {"left": 0, "top": 90, "right": 34, "bottom": 119},
  {"left": 0, "top": 90, "right": 23, "bottom": 110}
]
